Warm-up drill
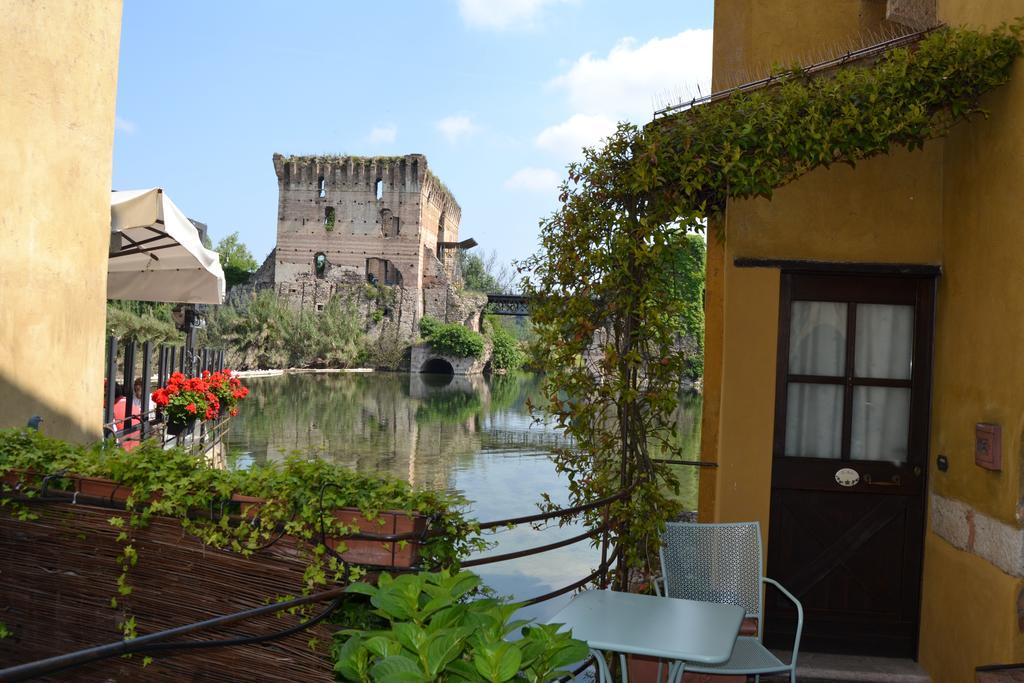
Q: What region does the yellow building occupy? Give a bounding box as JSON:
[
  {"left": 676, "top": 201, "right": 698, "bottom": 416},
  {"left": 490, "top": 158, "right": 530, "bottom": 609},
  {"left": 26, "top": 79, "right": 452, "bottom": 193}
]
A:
[
  {"left": 0, "top": 1, "right": 123, "bottom": 442},
  {"left": 699, "top": 1, "right": 1024, "bottom": 679}
]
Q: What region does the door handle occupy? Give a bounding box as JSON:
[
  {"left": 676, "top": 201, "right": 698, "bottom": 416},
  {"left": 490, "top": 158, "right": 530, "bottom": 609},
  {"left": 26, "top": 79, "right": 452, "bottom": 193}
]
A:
[{"left": 863, "top": 474, "right": 901, "bottom": 487}]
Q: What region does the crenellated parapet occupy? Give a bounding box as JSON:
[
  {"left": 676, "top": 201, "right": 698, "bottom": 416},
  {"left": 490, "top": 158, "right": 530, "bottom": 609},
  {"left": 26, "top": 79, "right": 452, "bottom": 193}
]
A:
[{"left": 422, "top": 171, "right": 461, "bottom": 224}]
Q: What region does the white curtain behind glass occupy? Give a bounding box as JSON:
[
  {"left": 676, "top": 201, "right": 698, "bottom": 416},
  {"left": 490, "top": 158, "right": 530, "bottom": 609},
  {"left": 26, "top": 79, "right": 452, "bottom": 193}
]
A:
[
  {"left": 850, "top": 304, "right": 914, "bottom": 463},
  {"left": 785, "top": 302, "right": 846, "bottom": 458},
  {"left": 784, "top": 301, "right": 914, "bottom": 462}
]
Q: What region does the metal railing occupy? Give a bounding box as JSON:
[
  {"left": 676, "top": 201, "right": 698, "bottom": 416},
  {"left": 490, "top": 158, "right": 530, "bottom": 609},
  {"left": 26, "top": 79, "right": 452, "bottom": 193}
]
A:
[{"left": 102, "top": 336, "right": 228, "bottom": 458}]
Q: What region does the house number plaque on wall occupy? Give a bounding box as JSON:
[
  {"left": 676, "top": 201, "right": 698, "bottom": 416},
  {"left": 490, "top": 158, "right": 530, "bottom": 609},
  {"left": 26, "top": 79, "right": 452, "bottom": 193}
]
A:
[{"left": 835, "top": 468, "right": 860, "bottom": 487}]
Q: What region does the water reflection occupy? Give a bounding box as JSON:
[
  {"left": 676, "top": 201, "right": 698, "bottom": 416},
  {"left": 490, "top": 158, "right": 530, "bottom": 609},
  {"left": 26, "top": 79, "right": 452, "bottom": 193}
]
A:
[{"left": 226, "top": 371, "right": 701, "bottom": 621}]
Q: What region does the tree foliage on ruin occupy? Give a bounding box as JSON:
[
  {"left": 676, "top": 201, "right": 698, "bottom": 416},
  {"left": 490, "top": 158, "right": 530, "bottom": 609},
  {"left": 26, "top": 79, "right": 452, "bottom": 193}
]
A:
[
  {"left": 521, "top": 24, "right": 1023, "bottom": 583},
  {"left": 215, "top": 231, "right": 259, "bottom": 288}
]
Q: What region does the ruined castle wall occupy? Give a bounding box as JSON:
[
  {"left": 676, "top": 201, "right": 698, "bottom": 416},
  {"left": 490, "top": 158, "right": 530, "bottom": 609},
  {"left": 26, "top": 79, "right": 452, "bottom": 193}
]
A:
[
  {"left": 267, "top": 153, "right": 480, "bottom": 341},
  {"left": 272, "top": 154, "right": 455, "bottom": 297},
  {"left": 417, "top": 173, "right": 462, "bottom": 288}
]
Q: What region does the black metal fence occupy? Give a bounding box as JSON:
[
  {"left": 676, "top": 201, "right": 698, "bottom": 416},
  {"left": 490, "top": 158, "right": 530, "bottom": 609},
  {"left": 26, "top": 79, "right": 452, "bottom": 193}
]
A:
[{"left": 101, "top": 336, "right": 227, "bottom": 455}]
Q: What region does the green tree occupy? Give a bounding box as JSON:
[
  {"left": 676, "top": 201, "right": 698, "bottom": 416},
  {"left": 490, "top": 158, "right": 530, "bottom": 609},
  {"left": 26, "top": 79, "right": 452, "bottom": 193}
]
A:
[
  {"left": 215, "top": 232, "right": 259, "bottom": 288},
  {"left": 459, "top": 250, "right": 512, "bottom": 293}
]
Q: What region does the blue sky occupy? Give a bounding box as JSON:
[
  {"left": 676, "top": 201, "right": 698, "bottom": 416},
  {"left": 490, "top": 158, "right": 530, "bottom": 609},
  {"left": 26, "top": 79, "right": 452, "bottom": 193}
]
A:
[{"left": 113, "top": 1, "right": 713, "bottom": 271}]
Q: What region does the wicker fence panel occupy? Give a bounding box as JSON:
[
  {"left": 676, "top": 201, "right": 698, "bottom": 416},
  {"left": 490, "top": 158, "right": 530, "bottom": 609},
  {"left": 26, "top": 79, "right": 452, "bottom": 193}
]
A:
[{"left": 0, "top": 501, "right": 336, "bottom": 681}]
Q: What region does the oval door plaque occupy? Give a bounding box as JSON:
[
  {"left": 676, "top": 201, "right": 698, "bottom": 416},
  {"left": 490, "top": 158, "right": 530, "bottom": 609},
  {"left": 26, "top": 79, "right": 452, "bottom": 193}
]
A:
[{"left": 835, "top": 467, "right": 860, "bottom": 487}]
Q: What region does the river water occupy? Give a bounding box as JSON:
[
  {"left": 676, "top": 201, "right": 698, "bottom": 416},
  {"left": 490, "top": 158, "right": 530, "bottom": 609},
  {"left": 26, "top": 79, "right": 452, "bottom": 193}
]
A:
[{"left": 225, "top": 371, "right": 701, "bottom": 621}]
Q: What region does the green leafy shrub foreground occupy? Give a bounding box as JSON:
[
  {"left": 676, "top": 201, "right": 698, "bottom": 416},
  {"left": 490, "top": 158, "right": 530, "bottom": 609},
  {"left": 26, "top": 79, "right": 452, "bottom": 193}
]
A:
[
  {"left": 0, "top": 430, "right": 484, "bottom": 641},
  {"left": 335, "top": 570, "right": 588, "bottom": 682},
  {"left": 420, "top": 317, "right": 486, "bottom": 359},
  {"left": 522, "top": 24, "right": 1024, "bottom": 584}
]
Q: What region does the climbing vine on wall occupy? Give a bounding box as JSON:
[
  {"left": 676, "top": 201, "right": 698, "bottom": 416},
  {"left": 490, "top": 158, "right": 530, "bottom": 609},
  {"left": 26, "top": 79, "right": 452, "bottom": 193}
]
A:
[{"left": 521, "top": 24, "right": 1023, "bottom": 584}]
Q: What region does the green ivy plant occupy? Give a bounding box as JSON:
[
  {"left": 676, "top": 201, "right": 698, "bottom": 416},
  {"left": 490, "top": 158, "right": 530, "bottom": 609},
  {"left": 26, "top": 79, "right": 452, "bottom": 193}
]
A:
[
  {"left": 334, "top": 569, "right": 589, "bottom": 682},
  {"left": 420, "top": 316, "right": 486, "bottom": 359},
  {"left": 0, "top": 430, "right": 486, "bottom": 644},
  {"left": 521, "top": 24, "right": 1024, "bottom": 586}
]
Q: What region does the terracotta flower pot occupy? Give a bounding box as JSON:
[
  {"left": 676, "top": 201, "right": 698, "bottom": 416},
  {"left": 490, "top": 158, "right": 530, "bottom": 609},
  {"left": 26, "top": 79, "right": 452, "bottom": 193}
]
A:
[
  {"left": 230, "top": 493, "right": 265, "bottom": 519},
  {"left": 1, "top": 468, "right": 39, "bottom": 491},
  {"left": 325, "top": 509, "right": 427, "bottom": 569},
  {"left": 74, "top": 476, "right": 131, "bottom": 503}
]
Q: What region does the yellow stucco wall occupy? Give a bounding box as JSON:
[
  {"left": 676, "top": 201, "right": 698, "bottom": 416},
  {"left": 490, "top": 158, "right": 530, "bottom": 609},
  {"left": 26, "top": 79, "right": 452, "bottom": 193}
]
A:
[
  {"left": 920, "top": 534, "right": 1022, "bottom": 682},
  {"left": 0, "top": 1, "right": 123, "bottom": 442},
  {"left": 703, "top": 0, "right": 1024, "bottom": 676}
]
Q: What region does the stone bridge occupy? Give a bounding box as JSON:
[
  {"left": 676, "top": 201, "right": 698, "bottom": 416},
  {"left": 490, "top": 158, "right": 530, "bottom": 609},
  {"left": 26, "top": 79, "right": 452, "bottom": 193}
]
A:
[{"left": 410, "top": 342, "right": 488, "bottom": 376}]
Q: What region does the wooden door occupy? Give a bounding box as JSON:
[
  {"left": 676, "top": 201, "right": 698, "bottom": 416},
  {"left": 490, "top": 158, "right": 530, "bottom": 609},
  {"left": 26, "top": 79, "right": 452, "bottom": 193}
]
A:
[{"left": 765, "top": 272, "right": 935, "bottom": 658}]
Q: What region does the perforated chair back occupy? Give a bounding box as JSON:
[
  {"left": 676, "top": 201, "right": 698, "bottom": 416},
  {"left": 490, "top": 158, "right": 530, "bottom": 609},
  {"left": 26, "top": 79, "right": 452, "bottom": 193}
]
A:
[{"left": 660, "top": 521, "right": 763, "bottom": 622}]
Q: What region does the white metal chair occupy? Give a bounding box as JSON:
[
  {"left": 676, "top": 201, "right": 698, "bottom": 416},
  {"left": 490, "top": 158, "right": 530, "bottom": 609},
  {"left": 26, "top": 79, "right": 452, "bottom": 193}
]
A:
[{"left": 656, "top": 521, "right": 803, "bottom": 682}]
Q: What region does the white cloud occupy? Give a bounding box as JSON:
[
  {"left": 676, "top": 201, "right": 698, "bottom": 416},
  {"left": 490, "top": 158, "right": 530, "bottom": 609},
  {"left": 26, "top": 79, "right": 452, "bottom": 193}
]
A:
[
  {"left": 368, "top": 125, "right": 397, "bottom": 144},
  {"left": 534, "top": 113, "right": 616, "bottom": 157},
  {"left": 115, "top": 116, "right": 137, "bottom": 135},
  {"left": 457, "top": 0, "right": 574, "bottom": 30},
  {"left": 504, "top": 167, "right": 562, "bottom": 193},
  {"left": 437, "top": 115, "right": 479, "bottom": 143},
  {"left": 549, "top": 28, "right": 713, "bottom": 122}
]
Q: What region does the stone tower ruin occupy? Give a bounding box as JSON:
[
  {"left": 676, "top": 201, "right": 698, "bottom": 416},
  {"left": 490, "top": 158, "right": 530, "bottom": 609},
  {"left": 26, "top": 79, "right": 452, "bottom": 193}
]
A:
[{"left": 263, "top": 153, "right": 483, "bottom": 337}]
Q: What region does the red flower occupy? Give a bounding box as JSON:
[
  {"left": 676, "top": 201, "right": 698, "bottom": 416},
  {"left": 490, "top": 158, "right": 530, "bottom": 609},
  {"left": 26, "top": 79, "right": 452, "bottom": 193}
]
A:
[
  {"left": 185, "top": 403, "right": 197, "bottom": 414},
  {"left": 229, "top": 408, "right": 238, "bottom": 417}
]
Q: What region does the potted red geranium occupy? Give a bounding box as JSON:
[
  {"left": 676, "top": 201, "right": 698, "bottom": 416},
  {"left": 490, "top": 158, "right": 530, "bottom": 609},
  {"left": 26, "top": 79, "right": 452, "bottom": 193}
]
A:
[
  {"left": 202, "top": 368, "right": 249, "bottom": 417},
  {"left": 151, "top": 372, "right": 220, "bottom": 435}
]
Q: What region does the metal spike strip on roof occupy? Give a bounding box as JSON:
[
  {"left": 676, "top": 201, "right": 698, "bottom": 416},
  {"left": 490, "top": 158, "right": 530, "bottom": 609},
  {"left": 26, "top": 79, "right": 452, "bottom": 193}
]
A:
[{"left": 653, "top": 26, "right": 939, "bottom": 119}]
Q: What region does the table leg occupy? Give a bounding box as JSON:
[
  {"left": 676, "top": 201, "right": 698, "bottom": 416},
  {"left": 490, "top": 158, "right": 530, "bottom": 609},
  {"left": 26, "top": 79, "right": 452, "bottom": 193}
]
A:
[{"left": 666, "top": 660, "right": 687, "bottom": 683}]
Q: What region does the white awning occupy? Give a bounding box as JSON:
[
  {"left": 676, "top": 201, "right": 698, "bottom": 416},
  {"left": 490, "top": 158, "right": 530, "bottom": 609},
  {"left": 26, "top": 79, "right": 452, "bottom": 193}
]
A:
[{"left": 108, "top": 188, "right": 225, "bottom": 304}]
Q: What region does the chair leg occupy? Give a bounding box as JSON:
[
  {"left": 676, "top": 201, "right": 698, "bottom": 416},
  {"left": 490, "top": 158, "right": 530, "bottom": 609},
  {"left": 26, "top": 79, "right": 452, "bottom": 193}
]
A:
[{"left": 591, "top": 649, "right": 612, "bottom": 683}]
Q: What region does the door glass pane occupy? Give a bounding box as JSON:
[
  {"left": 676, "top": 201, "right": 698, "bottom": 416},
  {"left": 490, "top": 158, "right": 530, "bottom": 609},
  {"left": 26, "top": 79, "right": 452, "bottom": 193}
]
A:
[
  {"left": 855, "top": 304, "right": 914, "bottom": 380},
  {"left": 785, "top": 383, "right": 844, "bottom": 459},
  {"left": 789, "top": 302, "right": 847, "bottom": 376},
  {"left": 850, "top": 386, "right": 911, "bottom": 463}
]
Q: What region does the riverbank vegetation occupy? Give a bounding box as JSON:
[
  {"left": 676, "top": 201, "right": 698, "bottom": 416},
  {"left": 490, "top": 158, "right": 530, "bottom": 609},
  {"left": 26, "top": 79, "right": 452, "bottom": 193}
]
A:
[{"left": 202, "top": 290, "right": 364, "bottom": 369}]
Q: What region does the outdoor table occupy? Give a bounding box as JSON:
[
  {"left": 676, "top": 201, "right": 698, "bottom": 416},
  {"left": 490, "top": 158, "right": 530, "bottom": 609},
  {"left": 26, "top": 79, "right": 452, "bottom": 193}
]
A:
[{"left": 548, "top": 589, "right": 744, "bottom": 683}]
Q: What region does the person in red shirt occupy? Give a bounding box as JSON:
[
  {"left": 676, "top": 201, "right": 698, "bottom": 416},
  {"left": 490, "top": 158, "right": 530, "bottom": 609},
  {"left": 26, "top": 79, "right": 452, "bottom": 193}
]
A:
[{"left": 112, "top": 384, "right": 140, "bottom": 452}]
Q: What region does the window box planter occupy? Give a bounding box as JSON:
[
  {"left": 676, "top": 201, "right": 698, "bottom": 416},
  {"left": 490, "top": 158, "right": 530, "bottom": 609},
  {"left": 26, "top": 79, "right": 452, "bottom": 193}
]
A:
[
  {"left": 226, "top": 495, "right": 426, "bottom": 569},
  {"left": 71, "top": 475, "right": 164, "bottom": 504},
  {"left": 328, "top": 509, "right": 427, "bottom": 568}
]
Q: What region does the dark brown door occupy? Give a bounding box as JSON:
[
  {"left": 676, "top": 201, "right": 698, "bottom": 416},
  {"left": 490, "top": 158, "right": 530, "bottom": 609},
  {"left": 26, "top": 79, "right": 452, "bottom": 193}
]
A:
[{"left": 765, "top": 272, "right": 934, "bottom": 658}]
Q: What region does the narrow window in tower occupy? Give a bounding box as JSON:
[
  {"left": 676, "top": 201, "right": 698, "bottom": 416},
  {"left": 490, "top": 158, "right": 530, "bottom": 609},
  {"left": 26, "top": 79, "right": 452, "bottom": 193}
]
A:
[
  {"left": 393, "top": 216, "right": 400, "bottom": 236},
  {"left": 324, "top": 207, "right": 336, "bottom": 231},
  {"left": 318, "top": 176, "right": 326, "bottom": 198},
  {"left": 375, "top": 178, "right": 383, "bottom": 201}
]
